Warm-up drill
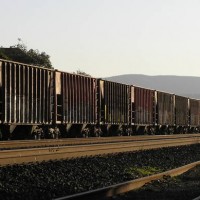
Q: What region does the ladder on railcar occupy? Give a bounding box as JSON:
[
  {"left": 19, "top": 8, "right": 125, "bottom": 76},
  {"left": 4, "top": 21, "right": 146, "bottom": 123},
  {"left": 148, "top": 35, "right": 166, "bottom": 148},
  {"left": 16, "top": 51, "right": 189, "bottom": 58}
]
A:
[{"left": 50, "top": 72, "right": 55, "bottom": 123}]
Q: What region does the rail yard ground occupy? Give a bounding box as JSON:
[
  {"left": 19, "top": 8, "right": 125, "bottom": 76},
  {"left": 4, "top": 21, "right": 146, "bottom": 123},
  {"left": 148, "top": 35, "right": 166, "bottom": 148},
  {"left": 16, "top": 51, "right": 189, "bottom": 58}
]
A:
[
  {"left": 109, "top": 166, "right": 200, "bottom": 200},
  {"left": 1, "top": 144, "right": 200, "bottom": 199}
]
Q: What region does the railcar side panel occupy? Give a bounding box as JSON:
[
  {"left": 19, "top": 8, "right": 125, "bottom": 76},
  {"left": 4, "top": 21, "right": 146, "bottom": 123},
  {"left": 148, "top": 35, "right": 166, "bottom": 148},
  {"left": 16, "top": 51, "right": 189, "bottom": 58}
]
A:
[
  {"left": 55, "top": 71, "right": 96, "bottom": 124},
  {"left": 189, "top": 99, "right": 200, "bottom": 126},
  {"left": 1, "top": 58, "right": 200, "bottom": 138},
  {"left": 131, "top": 86, "right": 155, "bottom": 125},
  {"left": 0, "top": 60, "right": 53, "bottom": 125},
  {"left": 156, "top": 91, "right": 175, "bottom": 126},
  {"left": 0, "top": 61, "right": 2, "bottom": 123},
  {"left": 98, "top": 79, "right": 129, "bottom": 125},
  {"left": 175, "top": 95, "right": 189, "bottom": 126}
]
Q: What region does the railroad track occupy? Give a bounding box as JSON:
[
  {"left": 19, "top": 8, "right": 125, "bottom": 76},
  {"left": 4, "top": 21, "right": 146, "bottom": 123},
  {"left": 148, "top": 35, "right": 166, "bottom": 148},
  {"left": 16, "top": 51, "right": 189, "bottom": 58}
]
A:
[
  {"left": 0, "top": 134, "right": 200, "bottom": 166},
  {"left": 1, "top": 133, "right": 200, "bottom": 150},
  {"left": 54, "top": 161, "right": 200, "bottom": 200}
]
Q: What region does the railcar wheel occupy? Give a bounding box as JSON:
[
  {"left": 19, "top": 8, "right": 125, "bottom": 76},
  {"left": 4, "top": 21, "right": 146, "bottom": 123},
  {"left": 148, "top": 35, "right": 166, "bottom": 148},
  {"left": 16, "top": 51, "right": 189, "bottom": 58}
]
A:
[
  {"left": 125, "top": 127, "right": 132, "bottom": 136},
  {"left": 82, "top": 128, "right": 89, "bottom": 138},
  {"left": 94, "top": 127, "right": 102, "bottom": 137}
]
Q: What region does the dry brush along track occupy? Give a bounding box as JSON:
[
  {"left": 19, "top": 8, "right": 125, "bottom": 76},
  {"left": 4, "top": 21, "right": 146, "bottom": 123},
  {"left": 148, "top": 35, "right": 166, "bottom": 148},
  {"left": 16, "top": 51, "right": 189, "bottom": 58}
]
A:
[{"left": 0, "top": 134, "right": 200, "bottom": 166}]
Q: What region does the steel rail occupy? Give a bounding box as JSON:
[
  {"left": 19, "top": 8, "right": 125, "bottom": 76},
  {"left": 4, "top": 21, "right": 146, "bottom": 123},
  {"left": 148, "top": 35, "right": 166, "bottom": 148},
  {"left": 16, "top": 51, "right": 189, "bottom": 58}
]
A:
[
  {"left": 193, "top": 196, "right": 200, "bottom": 200},
  {"left": 0, "top": 136, "right": 199, "bottom": 166},
  {"left": 0, "top": 134, "right": 200, "bottom": 149},
  {"left": 54, "top": 160, "right": 200, "bottom": 200}
]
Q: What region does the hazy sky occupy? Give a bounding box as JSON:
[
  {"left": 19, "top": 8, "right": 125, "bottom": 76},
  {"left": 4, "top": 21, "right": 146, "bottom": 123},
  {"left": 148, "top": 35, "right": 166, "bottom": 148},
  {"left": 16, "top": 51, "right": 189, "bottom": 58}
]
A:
[{"left": 1, "top": 0, "right": 200, "bottom": 77}]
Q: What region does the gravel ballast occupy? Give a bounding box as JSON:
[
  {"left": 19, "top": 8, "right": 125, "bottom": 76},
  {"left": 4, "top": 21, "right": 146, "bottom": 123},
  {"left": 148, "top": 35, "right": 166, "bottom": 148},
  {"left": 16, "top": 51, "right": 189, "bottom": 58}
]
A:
[
  {"left": 110, "top": 165, "right": 200, "bottom": 200},
  {"left": 0, "top": 143, "right": 200, "bottom": 199}
]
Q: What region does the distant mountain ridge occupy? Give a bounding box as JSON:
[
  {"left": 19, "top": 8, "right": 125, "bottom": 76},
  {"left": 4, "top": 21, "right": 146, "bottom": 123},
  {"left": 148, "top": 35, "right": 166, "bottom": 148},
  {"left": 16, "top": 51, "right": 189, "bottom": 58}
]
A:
[{"left": 105, "top": 74, "right": 200, "bottom": 99}]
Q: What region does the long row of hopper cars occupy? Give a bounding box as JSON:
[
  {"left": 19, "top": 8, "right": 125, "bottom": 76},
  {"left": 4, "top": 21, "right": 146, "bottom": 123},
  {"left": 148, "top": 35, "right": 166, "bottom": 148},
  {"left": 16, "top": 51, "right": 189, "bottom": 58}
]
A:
[{"left": 0, "top": 59, "right": 199, "bottom": 139}]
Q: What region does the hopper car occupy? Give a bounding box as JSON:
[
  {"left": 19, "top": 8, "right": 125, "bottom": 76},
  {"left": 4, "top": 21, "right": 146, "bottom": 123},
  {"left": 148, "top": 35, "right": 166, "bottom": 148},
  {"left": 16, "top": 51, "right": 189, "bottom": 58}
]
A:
[{"left": 0, "top": 59, "right": 199, "bottom": 139}]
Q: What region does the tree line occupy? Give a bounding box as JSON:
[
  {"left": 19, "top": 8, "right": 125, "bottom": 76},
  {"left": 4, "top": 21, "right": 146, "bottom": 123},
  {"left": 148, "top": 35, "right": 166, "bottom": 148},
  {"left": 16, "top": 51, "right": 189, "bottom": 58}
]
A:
[{"left": 0, "top": 38, "right": 52, "bottom": 68}]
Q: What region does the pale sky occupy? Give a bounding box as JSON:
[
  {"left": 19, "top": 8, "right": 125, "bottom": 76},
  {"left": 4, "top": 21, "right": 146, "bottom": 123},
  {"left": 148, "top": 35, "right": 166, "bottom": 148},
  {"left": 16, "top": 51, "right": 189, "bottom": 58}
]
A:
[{"left": 1, "top": 0, "right": 200, "bottom": 77}]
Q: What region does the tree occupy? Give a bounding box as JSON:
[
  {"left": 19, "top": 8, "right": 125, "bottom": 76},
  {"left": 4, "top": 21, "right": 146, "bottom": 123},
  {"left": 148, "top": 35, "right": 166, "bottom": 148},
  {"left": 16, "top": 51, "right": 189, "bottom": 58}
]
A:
[
  {"left": 0, "top": 38, "right": 53, "bottom": 68},
  {"left": 0, "top": 48, "right": 9, "bottom": 60},
  {"left": 75, "top": 69, "right": 91, "bottom": 77}
]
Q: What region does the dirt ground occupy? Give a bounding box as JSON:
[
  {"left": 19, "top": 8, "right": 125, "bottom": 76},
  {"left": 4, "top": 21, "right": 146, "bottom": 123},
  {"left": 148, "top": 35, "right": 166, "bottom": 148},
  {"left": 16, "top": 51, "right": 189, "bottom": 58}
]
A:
[{"left": 109, "top": 166, "right": 200, "bottom": 200}]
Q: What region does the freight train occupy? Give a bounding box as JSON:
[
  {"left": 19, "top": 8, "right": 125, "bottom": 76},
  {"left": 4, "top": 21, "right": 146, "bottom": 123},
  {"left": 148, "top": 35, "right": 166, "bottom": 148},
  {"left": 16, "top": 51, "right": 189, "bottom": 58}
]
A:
[{"left": 0, "top": 59, "right": 199, "bottom": 140}]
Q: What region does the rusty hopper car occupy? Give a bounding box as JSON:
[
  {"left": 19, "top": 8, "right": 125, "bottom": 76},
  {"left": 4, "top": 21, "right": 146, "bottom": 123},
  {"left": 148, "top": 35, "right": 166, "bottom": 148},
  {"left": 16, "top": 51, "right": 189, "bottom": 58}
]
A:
[
  {"left": 175, "top": 95, "right": 189, "bottom": 133},
  {"left": 189, "top": 98, "right": 200, "bottom": 132},
  {"left": 1, "top": 58, "right": 200, "bottom": 139},
  {"left": 97, "top": 79, "right": 129, "bottom": 135},
  {"left": 0, "top": 59, "right": 54, "bottom": 139},
  {"left": 130, "top": 86, "right": 155, "bottom": 134},
  {"left": 54, "top": 70, "right": 97, "bottom": 137},
  {"left": 156, "top": 91, "right": 175, "bottom": 134}
]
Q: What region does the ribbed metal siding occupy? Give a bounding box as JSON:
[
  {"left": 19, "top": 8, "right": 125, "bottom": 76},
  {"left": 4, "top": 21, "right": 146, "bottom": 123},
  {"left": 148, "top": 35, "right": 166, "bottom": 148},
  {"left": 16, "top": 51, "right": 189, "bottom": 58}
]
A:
[
  {"left": 0, "top": 61, "right": 3, "bottom": 123},
  {"left": 175, "top": 95, "right": 189, "bottom": 126},
  {"left": 132, "top": 86, "right": 155, "bottom": 125},
  {"left": 189, "top": 99, "right": 200, "bottom": 126},
  {"left": 56, "top": 71, "right": 96, "bottom": 124},
  {"left": 156, "top": 91, "right": 175, "bottom": 125},
  {"left": 0, "top": 60, "right": 53, "bottom": 124},
  {"left": 100, "top": 80, "right": 129, "bottom": 124}
]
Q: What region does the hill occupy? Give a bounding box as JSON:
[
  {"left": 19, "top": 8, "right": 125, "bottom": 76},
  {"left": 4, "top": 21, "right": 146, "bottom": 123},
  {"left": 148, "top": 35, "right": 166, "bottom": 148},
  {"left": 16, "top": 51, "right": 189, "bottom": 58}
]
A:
[{"left": 105, "top": 74, "right": 200, "bottom": 99}]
